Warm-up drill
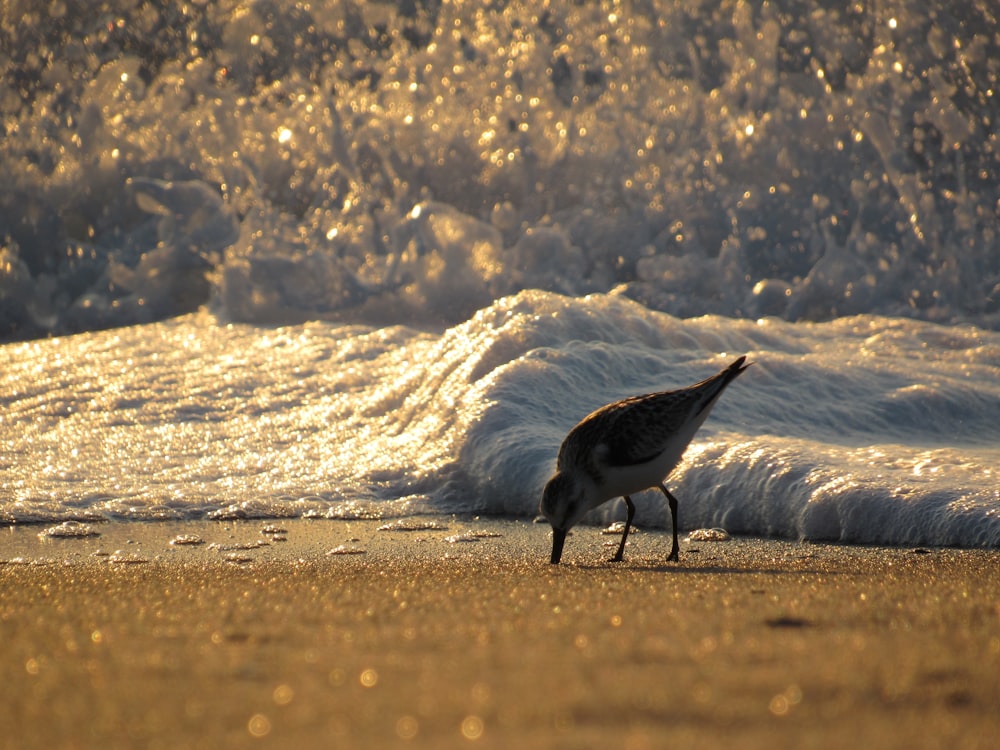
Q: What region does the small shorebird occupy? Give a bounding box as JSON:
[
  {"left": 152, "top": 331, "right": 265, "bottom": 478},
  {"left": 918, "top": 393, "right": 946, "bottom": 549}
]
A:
[{"left": 541, "top": 356, "right": 750, "bottom": 564}]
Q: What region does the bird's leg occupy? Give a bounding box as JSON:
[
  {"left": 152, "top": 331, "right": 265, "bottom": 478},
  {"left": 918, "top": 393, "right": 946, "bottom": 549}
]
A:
[
  {"left": 612, "top": 495, "right": 636, "bottom": 562},
  {"left": 658, "top": 484, "right": 680, "bottom": 562}
]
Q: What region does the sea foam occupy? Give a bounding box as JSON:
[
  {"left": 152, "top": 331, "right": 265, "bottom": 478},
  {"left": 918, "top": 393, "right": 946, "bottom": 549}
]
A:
[{"left": 2, "top": 290, "right": 998, "bottom": 548}]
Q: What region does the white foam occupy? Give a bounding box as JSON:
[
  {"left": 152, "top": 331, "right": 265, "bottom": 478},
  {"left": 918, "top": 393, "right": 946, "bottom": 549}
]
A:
[
  {"left": 38, "top": 521, "right": 101, "bottom": 539},
  {"left": 2, "top": 291, "right": 999, "bottom": 548}
]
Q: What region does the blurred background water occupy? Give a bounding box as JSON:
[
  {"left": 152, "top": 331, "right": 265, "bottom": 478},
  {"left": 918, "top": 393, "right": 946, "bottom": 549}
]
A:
[{"left": 3, "top": 0, "right": 999, "bottom": 338}]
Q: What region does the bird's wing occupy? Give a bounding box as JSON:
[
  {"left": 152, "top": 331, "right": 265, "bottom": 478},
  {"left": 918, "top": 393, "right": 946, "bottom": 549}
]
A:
[
  {"left": 558, "top": 390, "right": 692, "bottom": 473},
  {"left": 597, "top": 391, "right": 700, "bottom": 466},
  {"left": 562, "top": 356, "right": 749, "bottom": 470}
]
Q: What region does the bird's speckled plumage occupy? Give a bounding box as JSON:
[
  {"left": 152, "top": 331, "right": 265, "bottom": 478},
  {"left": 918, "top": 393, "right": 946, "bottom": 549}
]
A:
[
  {"left": 558, "top": 358, "right": 748, "bottom": 481},
  {"left": 541, "top": 356, "right": 750, "bottom": 564}
]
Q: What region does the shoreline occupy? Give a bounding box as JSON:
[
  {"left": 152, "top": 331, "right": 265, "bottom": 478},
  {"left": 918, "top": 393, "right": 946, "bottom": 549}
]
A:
[{"left": 3, "top": 518, "right": 999, "bottom": 748}]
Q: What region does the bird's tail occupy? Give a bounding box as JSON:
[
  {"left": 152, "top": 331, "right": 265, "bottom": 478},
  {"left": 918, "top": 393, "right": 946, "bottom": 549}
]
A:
[
  {"left": 691, "top": 355, "right": 751, "bottom": 413},
  {"left": 725, "top": 355, "right": 751, "bottom": 379}
]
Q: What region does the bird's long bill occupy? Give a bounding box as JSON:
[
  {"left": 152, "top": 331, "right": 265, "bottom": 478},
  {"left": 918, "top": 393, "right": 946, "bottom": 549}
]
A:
[{"left": 550, "top": 528, "right": 568, "bottom": 565}]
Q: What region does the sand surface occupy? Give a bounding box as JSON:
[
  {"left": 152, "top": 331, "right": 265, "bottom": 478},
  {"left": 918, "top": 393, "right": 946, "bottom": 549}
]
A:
[{"left": 2, "top": 517, "right": 999, "bottom": 749}]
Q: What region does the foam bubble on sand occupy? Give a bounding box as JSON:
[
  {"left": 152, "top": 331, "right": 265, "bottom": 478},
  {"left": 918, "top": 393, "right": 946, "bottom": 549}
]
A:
[
  {"left": 327, "top": 545, "right": 366, "bottom": 556},
  {"left": 377, "top": 520, "right": 449, "bottom": 533},
  {"left": 602, "top": 522, "right": 641, "bottom": 535},
  {"left": 688, "top": 528, "right": 732, "bottom": 542},
  {"left": 39, "top": 521, "right": 101, "bottom": 539},
  {"left": 208, "top": 541, "right": 271, "bottom": 552},
  {"left": 107, "top": 551, "right": 150, "bottom": 565},
  {"left": 444, "top": 534, "right": 481, "bottom": 544},
  {"left": 169, "top": 535, "right": 205, "bottom": 546}
]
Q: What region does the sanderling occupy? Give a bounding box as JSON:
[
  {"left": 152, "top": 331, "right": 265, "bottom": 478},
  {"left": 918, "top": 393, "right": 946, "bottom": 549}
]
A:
[{"left": 540, "top": 356, "right": 750, "bottom": 564}]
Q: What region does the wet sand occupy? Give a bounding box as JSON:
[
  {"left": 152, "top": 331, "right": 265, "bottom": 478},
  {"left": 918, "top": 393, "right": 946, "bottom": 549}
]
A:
[{"left": 2, "top": 517, "right": 999, "bottom": 749}]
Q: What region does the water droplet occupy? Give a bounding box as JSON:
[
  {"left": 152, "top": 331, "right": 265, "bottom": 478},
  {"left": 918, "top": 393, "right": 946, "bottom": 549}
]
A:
[
  {"left": 247, "top": 713, "right": 271, "bottom": 737},
  {"left": 460, "top": 715, "right": 484, "bottom": 740},
  {"left": 272, "top": 684, "right": 294, "bottom": 705},
  {"left": 396, "top": 715, "right": 419, "bottom": 740}
]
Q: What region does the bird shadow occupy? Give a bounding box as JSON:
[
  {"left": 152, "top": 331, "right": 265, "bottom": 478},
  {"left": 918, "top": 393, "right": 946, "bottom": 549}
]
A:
[
  {"left": 637, "top": 564, "right": 812, "bottom": 575},
  {"left": 570, "top": 560, "right": 842, "bottom": 576}
]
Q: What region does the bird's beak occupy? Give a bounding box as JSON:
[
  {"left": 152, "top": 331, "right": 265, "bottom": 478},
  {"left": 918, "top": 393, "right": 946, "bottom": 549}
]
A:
[{"left": 550, "top": 528, "right": 567, "bottom": 564}]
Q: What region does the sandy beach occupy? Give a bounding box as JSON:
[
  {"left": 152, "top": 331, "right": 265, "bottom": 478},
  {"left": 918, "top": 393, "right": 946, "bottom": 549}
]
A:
[{"left": 2, "top": 517, "right": 998, "bottom": 749}]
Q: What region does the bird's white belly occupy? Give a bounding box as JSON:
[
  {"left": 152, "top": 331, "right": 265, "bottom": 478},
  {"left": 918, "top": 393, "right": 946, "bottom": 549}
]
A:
[
  {"left": 598, "top": 445, "right": 686, "bottom": 498},
  {"left": 594, "top": 414, "right": 708, "bottom": 499}
]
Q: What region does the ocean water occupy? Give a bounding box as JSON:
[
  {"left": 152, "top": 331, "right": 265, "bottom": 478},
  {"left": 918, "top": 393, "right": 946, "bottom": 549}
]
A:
[{"left": 2, "top": 1, "right": 999, "bottom": 547}]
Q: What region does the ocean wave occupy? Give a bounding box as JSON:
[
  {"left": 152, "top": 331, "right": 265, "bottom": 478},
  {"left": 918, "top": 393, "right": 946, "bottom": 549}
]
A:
[{"left": 3, "top": 290, "right": 999, "bottom": 547}]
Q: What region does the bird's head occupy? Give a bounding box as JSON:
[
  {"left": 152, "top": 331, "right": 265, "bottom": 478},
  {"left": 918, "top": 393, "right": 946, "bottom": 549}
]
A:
[{"left": 540, "top": 471, "right": 590, "bottom": 564}]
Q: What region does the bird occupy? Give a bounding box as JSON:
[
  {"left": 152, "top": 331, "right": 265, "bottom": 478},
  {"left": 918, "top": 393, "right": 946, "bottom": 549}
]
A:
[{"left": 540, "top": 355, "right": 750, "bottom": 564}]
